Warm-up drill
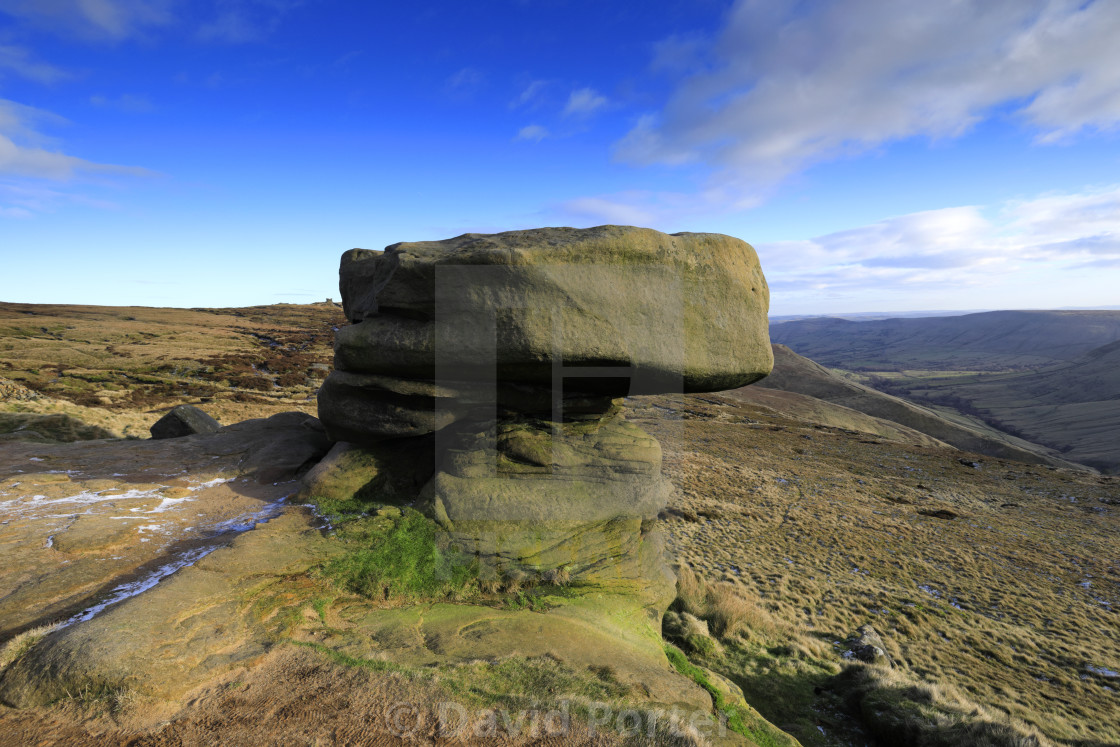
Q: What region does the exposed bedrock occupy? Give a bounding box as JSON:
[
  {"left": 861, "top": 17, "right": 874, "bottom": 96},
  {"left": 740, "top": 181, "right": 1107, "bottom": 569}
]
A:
[{"left": 316, "top": 224, "right": 772, "bottom": 600}]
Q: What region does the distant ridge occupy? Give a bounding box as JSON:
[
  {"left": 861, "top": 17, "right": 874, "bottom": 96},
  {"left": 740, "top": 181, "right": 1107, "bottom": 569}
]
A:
[
  {"left": 769, "top": 309, "right": 1120, "bottom": 370},
  {"left": 907, "top": 338, "right": 1120, "bottom": 473},
  {"left": 738, "top": 345, "right": 1086, "bottom": 470}
]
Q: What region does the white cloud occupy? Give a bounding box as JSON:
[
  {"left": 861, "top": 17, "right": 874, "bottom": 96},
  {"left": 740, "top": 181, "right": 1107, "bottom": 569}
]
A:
[
  {"left": 0, "top": 99, "right": 153, "bottom": 197},
  {"left": 757, "top": 186, "right": 1120, "bottom": 308},
  {"left": 563, "top": 87, "right": 607, "bottom": 117},
  {"left": 0, "top": 45, "right": 70, "bottom": 83},
  {"left": 515, "top": 124, "right": 548, "bottom": 142},
  {"left": 0, "top": 204, "right": 32, "bottom": 218},
  {"left": 560, "top": 194, "right": 657, "bottom": 226},
  {"left": 0, "top": 181, "right": 121, "bottom": 215},
  {"left": 0, "top": 0, "right": 175, "bottom": 40},
  {"left": 649, "top": 33, "right": 707, "bottom": 76},
  {"left": 618, "top": 0, "right": 1120, "bottom": 197}
]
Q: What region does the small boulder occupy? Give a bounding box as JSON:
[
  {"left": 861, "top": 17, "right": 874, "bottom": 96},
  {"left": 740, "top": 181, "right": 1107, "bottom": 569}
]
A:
[
  {"left": 150, "top": 405, "right": 221, "bottom": 439},
  {"left": 847, "top": 624, "right": 893, "bottom": 666}
]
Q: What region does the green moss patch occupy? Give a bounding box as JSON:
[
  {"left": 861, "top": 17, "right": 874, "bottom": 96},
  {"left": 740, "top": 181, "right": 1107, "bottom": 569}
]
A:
[
  {"left": 322, "top": 508, "right": 481, "bottom": 603},
  {"left": 664, "top": 644, "right": 800, "bottom": 747}
]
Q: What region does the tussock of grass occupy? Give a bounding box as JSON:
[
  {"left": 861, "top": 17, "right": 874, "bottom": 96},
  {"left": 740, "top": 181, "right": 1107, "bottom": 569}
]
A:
[
  {"left": 0, "top": 622, "right": 61, "bottom": 672},
  {"left": 837, "top": 663, "right": 1057, "bottom": 747},
  {"left": 673, "top": 564, "right": 783, "bottom": 640}
]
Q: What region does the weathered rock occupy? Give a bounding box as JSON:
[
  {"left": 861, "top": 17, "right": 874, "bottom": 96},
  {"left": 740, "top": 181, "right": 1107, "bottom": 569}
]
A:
[
  {"left": 420, "top": 408, "right": 674, "bottom": 603},
  {"left": 298, "top": 438, "right": 435, "bottom": 508},
  {"left": 0, "top": 508, "right": 342, "bottom": 708},
  {"left": 222, "top": 411, "right": 332, "bottom": 483},
  {"left": 317, "top": 369, "right": 616, "bottom": 444},
  {"left": 0, "top": 412, "right": 331, "bottom": 641},
  {"left": 150, "top": 405, "right": 221, "bottom": 439},
  {"left": 335, "top": 225, "right": 772, "bottom": 394},
  {"left": 848, "top": 624, "right": 893, "bottom": 666}
]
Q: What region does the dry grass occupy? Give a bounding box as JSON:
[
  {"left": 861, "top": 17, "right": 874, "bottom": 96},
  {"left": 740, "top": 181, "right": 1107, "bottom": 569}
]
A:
[
  {"left": 0, "top": 622, "right": 62, "bottom": 673},
  {"left": 0, "top": 301, "right": 344, "bottom": 436},
  {"left": 674, "top": 564, "right": 783, "bottom": 640},
  {"left": 838, "top": 664, "right": 1058, "bottom": 746},
  {"left": 635, "top": 392, "right": 1120, "bottom": 746}
]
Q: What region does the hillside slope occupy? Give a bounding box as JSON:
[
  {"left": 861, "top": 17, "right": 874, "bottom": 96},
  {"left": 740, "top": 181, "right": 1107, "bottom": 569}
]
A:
[
  {"left": 770, "top": 310, "right": 1120, "bottom": 370},
  {"left": 909, "top": 339, "right": 1120, "bottom": 473},
  {"left": 745, "top": 345, "right": 1083, "bottom": 470}
]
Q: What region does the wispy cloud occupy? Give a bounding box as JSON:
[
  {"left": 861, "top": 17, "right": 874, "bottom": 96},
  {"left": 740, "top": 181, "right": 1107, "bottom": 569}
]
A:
[
  {"left": 0, "top": 44, "right": 70, "bottom": 83},
  {"left": 0, "top": 0, "right": 175, "bottom": 40},
  {"left": 515, "top": 124, "right": 548, "bottom": 142},
  {"left": 0, "top": 181, "right": 122, "bottom": 215},
  {"left": 444, "top": 66, "right": 484, "bottom": 99},
  {"left": 90, "top": 93, "right": 154, "bottom": 113},
  {"left": 757, "top": 186, "right": 1120, "bottom": 308},
  {"left": 197, "top": 0, "right": 302, "bottom": 43},
  {"left": 510, "top": 80, "right": 546, "bottom": 109},
  {"left": 617, "top": 0, "right": 1120, "bottom": 204},
  {"left": 563, "top": 87, "right": 607, "bottom": 117},
  {"left": 0, "top": 99, "right": 153, "bottom": 214},
  {"left": 559, "top": 194, "right": 657, "bottom": 226}
]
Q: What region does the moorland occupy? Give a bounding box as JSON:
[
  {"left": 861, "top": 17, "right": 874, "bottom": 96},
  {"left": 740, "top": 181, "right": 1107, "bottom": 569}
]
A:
[{"left": 0, "top": 302, "right": 1117, "bottom": 746}]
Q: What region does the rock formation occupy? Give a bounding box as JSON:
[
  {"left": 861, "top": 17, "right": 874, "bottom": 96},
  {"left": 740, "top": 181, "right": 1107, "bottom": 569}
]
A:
[{"left": 318, "top": 225, "right": 772, "bottom": 604}]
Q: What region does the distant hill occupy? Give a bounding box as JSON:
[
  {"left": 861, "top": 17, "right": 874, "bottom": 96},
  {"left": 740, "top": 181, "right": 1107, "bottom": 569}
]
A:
[
  {"left": 739, "top": 345, "right": 1083, "bottom": 470},
  {"left": 907, "top": 339, "right": 1120, "bottom": 473},
  {"left": 770, "top": 310, "right": 1120, "bottom": 370}
]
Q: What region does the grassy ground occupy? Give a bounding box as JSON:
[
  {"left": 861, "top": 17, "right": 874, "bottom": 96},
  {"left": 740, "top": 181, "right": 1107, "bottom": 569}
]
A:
[
  {"left": 632, "top": 392, "right": 1120, "bottom": 746},
  {"left": 0, "top": 301, "right": 343, "bottom": 435}
]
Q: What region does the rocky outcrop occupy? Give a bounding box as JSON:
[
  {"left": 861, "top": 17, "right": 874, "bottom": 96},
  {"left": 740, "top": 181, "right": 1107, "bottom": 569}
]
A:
[{"left": 316, "top": 225, "right": 772, "bottom": 605}]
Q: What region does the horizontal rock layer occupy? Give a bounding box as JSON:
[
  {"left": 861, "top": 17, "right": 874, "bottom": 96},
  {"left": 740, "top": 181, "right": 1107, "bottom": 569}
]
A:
[{"left": 335, "top": 225, "right": 773, "bottom": 394}]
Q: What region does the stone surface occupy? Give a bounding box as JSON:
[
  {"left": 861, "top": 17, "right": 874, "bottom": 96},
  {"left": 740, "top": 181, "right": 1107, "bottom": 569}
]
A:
[
  {"left": 0, "top": 508, "right": 341, "bottom": 707},
  {"left": 317, "top": 224, "right": 773, "bottom": 619},
  {"left": 150, "top": 405, "right": 221, "bottom": 439},
  {"left": 848, "top": 624, "right": 893, "bottom": 666},
  {"left": 335, "top": 225, "right": 772, "bottom": 394},
  {"left": 298, "top": 438, "right": 435, "bottom": 507},
  {"left": 0, "top": 412, "right": 330, "bottom": 641},
  {"left": 420, "top": 408, "right": 674, "bottom": 604}
]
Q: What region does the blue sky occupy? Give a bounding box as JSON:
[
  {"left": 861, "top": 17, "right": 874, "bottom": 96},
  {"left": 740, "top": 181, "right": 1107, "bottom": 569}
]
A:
[{"left": 1, "top": 0, "right": 1119, "bottom": 315}]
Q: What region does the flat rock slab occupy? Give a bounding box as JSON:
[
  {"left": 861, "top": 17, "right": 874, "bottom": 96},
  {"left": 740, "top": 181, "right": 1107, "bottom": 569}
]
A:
[
  {"left": 0, "top": 504, "right": 712, "bottom": 726},
  {"left": 322, "top": 594, "right": 713, "bottom": 713},
  {"left": 0, "top": 412, "right": 330, "bottom": 640},
  {"left": 0, "top": 507, "right": 341, "bottom": 707}
]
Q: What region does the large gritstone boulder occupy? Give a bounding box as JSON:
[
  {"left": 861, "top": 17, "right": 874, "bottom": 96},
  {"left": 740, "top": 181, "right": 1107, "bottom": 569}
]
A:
[
  {"left": 316, "top": 224, "right": 772, "bottom": 602},
  {"left": 334, "top": 224, "right": 771, "bottom": 394}
]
